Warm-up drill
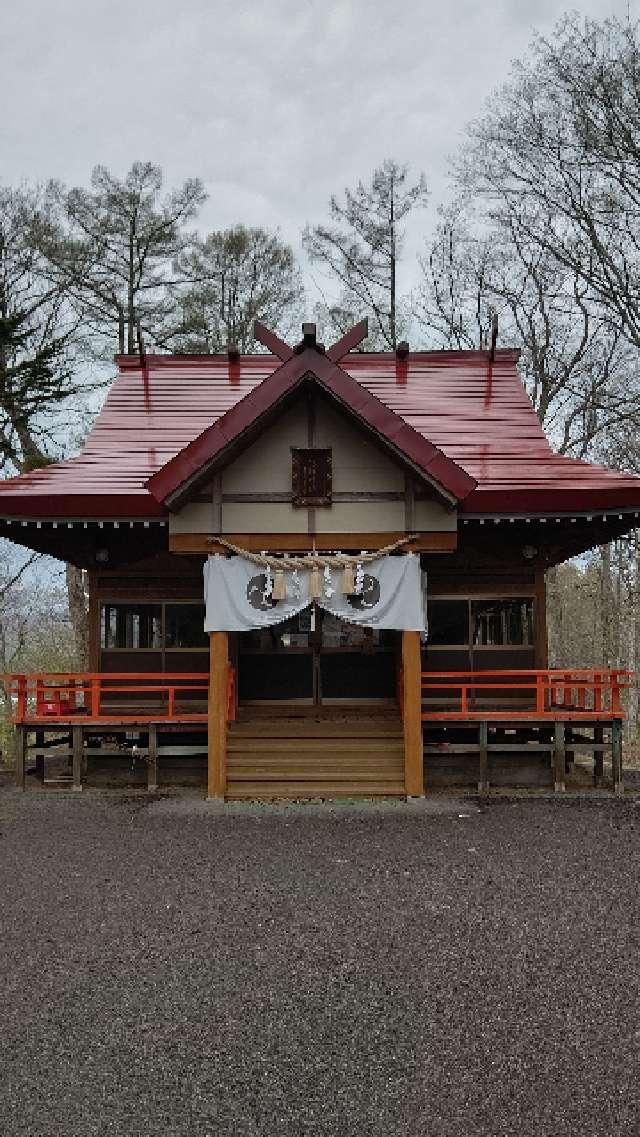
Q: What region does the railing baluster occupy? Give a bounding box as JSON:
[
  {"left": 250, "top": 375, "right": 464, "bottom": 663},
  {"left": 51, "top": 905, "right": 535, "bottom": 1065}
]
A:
[
  {"left": 16, "top": 676, "right": 26, "bottom": 724},
  {"left": 611, "top": 672, "right": 622, "bottom": 714}
]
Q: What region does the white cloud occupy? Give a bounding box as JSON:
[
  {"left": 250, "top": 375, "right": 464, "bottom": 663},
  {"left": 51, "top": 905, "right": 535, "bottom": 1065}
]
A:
[{"left": 1, "top": 0, "right": 636, "bottom": 307}]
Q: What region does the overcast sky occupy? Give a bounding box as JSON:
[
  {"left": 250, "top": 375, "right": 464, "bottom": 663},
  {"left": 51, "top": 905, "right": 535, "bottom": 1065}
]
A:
[{"left": 2, "top": 0, "right": 637, "bottom": 304}]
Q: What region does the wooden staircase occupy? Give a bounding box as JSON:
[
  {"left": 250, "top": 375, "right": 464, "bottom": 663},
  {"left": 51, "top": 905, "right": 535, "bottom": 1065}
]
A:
[{"left": 226, "top": 708, "right": 405, "bottom": 799}]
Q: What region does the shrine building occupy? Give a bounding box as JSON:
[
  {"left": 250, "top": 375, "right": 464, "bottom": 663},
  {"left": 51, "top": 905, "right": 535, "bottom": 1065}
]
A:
[{"left": 0, "top": 319, "right": 637, "bottom": 797}]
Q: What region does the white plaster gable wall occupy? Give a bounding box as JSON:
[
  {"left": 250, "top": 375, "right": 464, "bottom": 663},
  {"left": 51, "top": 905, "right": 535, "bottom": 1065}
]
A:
[{"left": 168, "top": 394, "right": 457, "bottom": 535}]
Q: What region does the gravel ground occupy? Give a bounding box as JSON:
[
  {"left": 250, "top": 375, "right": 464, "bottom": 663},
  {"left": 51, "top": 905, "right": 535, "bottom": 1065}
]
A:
[{"left": 1, "top": 781, "right": 639, "bottom": 1137}]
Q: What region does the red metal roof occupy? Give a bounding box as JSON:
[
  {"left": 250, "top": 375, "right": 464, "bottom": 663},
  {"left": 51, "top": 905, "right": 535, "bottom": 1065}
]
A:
[
  {"left": 147, "top": 345, "right": 477, "bottom": 507},
  {"left": 1, "top": 348, "right": 639, "bottom": 518}
]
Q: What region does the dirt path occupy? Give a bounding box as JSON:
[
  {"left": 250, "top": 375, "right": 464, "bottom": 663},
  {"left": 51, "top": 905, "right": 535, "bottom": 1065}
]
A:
[{"left": 1, "top": 786, "right": 639, "bottom": 1136}]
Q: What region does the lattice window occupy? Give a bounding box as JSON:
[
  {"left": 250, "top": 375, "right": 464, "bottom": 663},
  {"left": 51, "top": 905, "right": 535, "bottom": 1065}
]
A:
[{"left": 291, "top": 448, "right": 332, "bottom": 506}]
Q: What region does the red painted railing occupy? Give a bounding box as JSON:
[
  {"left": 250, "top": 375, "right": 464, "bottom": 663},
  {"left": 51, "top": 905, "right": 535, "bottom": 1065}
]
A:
[
  {"left": 421, "top": 669, "right": 633, "bottom": 720},
  {"left": 1, "top": 670, "right": 237, "bottom": 725}
]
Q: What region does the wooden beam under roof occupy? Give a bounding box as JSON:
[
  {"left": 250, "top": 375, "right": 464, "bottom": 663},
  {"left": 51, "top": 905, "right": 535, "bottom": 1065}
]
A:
[{"left": 169, "top": 531, "right": 457, "bottom": 555}]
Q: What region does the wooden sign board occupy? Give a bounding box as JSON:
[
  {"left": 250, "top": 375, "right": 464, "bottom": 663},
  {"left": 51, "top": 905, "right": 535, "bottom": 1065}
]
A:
[{"left": 292, "top": 448, "right": 332, "bottom": 507}]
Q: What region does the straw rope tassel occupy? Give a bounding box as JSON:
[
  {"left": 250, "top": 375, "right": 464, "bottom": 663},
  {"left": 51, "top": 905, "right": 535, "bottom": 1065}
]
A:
[
  {"left": 309, "top": 565, "right": 322, "bottom": 599},
  {"left": 272, "top": 570, "right": 287, "bottom": 601},
  {"left": 341, "top": 563, "right": 355, "bottom": 594}
]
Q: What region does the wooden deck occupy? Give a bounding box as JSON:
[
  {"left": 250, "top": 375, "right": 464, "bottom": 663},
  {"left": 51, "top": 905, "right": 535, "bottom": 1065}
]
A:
[{"left": 2, "top": 668, "right": 632, "bottom": 797}]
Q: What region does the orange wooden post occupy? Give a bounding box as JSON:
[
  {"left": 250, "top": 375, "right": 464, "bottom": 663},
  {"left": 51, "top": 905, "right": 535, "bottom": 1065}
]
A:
[
  {"left": 611, "top": 673, "right": 622, "bottom": 714},
  {"left": 90, "top": 678, "right": 100, "bottom": 718},
  {"left": 535, "top": 672, "right": 545, "bottom": 714},
  {"left": 16, "top": 676, "right": 26, "bottom": 724},
  {"left": 402, "top": 631, "right": 424, "bottom": 797},
  {"left": 208, "top": 632, "right": 229, "bottom": 800}
]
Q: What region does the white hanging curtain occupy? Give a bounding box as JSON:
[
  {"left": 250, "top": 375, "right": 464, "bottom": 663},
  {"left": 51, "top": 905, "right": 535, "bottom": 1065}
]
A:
[{"left": 203, "top": 553, "right": 426, "bottom": 632}]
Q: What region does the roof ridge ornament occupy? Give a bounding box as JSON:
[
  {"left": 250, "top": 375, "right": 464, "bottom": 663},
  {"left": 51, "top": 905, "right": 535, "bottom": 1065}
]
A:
[{"left": 253, "top": 319, "right": 369, "bottom": 363}]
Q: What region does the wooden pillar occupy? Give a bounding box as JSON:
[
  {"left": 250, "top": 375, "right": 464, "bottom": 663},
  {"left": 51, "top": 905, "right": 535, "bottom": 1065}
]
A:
[
  {"left": 147, "top": 724, "right": 158, "bottom": 793},
  {"left": 14, "top": 726, "right": 25, "bottom": 790},
  {"left": 612, "top": 718, "right": 624, "bottom": 797},
  {"left": 534, "top": 569, "right": 548, "bottom": 669},
  {"left": 35, "top": 728, "right": 45, "bottom": 781},
  {"left": 553, "top": 721, "right": 566, "bottom": 793},
  {"left": 72, "top": 726, "right": 83, "bottom": 792},
  {"left": 208, "top": 631, "right": 229, "bottom": 800},
  {"left": 402, "top": 630, "right": 424, "bottom": 797},
  {"left": 593, "top": 724, "right": 604, "bottom": 786},
  {"left": 478, "top": 720, "right": 489, "bottom": 794},
  {"left": 565, "top": 726, "right": 574, "bottom": 771}
]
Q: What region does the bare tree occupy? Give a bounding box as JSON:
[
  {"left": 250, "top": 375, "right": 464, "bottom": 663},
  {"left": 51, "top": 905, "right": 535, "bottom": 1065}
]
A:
[
  {"left": 42, "top": 162, "right": 206, "bottom": 356},
  {"left": 0, "top": 186, "right": 97, "bottom": 663},
  {"left": 417, "top": 203, "right": 640, "bottom": 456},
  {"left": 0, "top": 551, "right": 78, "bottom": 744},
  {"left": 303, "top": 159, "right": 428, "bottom": 350},
  {"left": 0, "top": 185, "right": 94, "bottom": 472},
  {"left": 167, "top": 225, "right": 304, "bottom": 352},
  {"left": 458, "top": 15, "right": 640, "bottom": 348}
]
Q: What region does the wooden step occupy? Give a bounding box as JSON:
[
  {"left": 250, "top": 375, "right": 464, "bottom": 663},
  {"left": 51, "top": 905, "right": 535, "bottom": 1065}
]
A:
[
  {"left": 230, "top": 721, "right": 402, "bottom": 738},
  {"left": 226, "top": 780, "right": 406, "bottom": 800},
  {"left": 229, "top": 769, "right": 403, "bottom": 783},
  {"left": 228, "top": 737, "right": 403, "bottom": 753},
  {"left": 236, "top": 703, "right": 398, "bottom": 719},
  {"left": 228, "top": 754, "right": 404, "bottom": 769},
  {"left": 228, "top": 752, "right": 404, "bottom": 766},
  {"left": 227, "top": 712, "right": 405, "bottom": 799}
]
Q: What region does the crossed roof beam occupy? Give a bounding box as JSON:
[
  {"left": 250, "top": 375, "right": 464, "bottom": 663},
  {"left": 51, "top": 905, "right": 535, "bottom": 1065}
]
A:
[{"left": 253, "top": 319, "right": 369, "bottom": 363}]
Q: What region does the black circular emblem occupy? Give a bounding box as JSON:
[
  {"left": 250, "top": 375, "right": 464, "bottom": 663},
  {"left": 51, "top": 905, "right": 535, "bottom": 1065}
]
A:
[
  {"left": 347, "top": 573, "right": 380, "bottom": 610},
  {"left": 246, "top": 573, "right": 275, "bottom": 611}
]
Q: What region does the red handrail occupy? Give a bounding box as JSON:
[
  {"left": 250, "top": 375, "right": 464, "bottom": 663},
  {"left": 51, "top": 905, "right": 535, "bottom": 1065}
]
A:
[
  {"left": 421, "top": 668, "right": 633, "bottom": 720},
  {"left": 0, "top": 671, "right": 232, "bottom": 725}
]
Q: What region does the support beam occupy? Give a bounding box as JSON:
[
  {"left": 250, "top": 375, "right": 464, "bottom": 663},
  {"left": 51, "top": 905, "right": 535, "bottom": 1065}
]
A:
[
  {"left": 611, "top": 718, "right": 624, "bottom": 797},
  {"left": 170, "top": 531, "right": 458, "bottom": 555},
  {"left": 478, "top": 720, "right": 489, "bottom": 793},
  {"left": 14, "top": 726, "right": 25, "bottom": 791},
  {"left": 593, "top": 724, "right": 604, "bottom": 786},
  {"left": 208, "top": 631, "right": 229, "bottom": 800},
  {"left": 147, "top": 724, "right": 158, "bottom": 793},
  {"left": 553, "top": 721, "right": 566, "bottom": 793},
  {"left": 35, "top": 728, "right": 45, "bottom": 781},
  {"left": 402, "top": 631, "right": 424, "bottom": 797},
  {"left": 72, "top": 726, "right": 83, "bottom": 792}
]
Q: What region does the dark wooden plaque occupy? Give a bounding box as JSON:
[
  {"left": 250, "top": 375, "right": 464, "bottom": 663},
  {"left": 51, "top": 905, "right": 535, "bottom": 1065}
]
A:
[{"left": 291, "top": 448, "right": 332, "bottom": 506}]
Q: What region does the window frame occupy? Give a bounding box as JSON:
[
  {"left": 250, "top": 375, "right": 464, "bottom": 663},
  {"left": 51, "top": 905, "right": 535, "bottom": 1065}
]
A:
[
  {"left": 99, "top": 599, "right": 208, "bottom": 663},
  {"left": 426, "top": 594, "right": 535, "bottom": 653}
]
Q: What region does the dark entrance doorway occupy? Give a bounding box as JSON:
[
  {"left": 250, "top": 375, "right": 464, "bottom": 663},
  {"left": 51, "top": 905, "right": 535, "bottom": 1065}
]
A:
[{"left": 237, "top": 608, "right": 398, "bottom": 705}]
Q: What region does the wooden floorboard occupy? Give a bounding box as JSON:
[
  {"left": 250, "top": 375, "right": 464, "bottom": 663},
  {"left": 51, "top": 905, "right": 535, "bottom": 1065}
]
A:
[{"left": 226, "top": 781, "right": 406, "bottom": 799}]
